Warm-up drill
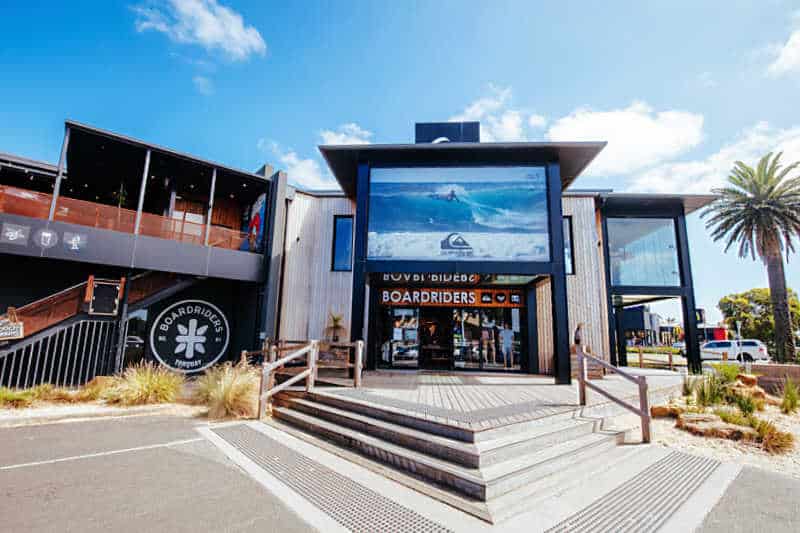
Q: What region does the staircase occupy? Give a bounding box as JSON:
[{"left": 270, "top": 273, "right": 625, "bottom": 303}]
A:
[
  {"left": 270, "top": 389, "right": 634, "bottom": 523},
  {"left": 0, "top": 271, "right": 198, "bottom": 388}
]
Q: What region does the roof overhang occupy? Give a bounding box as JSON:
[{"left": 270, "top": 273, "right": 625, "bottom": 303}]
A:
[
  {"left": 601, "top": 192, "right": 718, "bottom": 215},
  {"left": 66, "top": 120, "right": 270, "bottom": 183},
  {"left": 319, "top": 141, "right": 606, "bottom": 197}
]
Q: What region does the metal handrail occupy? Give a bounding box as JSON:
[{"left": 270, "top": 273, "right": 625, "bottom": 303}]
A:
[{"left": 576, "top": 344, "right": 651, "bottom": 443}]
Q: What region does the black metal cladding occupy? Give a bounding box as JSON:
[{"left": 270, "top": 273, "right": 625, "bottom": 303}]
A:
[
  {"left": 349, "top": 157, "right": 572, "bottom": 383},
  {"left": 600, "top": 196, "right": 702, "bottom": 372},
  {"left": 415, "top": 122, "right": 480, "bottom": 143}
]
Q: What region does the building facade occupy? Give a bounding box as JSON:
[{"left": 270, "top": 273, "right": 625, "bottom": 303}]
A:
[{"left": 0, "top": 120, "right": 712, "bottom": 388}]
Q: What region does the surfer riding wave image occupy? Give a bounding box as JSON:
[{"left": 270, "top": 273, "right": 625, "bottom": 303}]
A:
[{"left": 367, "top": 166, "right": 550, "bottom": 261}]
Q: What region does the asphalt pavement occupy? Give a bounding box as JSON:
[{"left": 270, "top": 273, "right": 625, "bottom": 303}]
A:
[{"left": 0, "top": 416, "right": 314, "bottom": 533}]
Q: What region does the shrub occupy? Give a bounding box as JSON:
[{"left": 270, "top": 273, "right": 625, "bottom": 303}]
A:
[
  {"left": 30, "top": 384, "right": 78, "bottom": 403},
  {"left": 194, "top": 362, "right": 260, "bottom": 419},
  {"left": 753, "top": 419, "right": 795, "bottom": 454},
  {"left": 733, "top": 393, "right": 756, "bottom": 416},
  {"left": 781, "top": 377, "right": 799, "bottom": 415},
  {"left": 0, "top": 387, "right": 34, "bottom": 408},
  {"left": 713, "top": 363, "right": 741, "bottom": 384},
  {"left": 695, "top": 374, "right": 726, "bottom": 407},
  {"left": 714, "top": 408, "right": 750, "bottom": 427},
  {"left": 103, "top": 363, "right": 185, "bottom": 406},
  {"left": 682, "top": 377, "right": 696, "bottom": 398}
]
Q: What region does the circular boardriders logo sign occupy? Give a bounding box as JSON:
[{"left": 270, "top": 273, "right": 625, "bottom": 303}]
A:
[{"left": 149, "top": 300, "right": 230, "bottom": 373}]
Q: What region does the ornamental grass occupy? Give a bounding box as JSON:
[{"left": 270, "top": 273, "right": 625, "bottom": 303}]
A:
[
  {"left": 102, "top": 362, "right": 185, "bottom": 406},
  {"left": 194, "top": 362, "right": 260, "bottom": 419}
]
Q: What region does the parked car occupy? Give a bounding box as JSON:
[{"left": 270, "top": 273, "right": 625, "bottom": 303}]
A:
[{"left": 700, "top": 339, "right": 769, "bottom": 362}]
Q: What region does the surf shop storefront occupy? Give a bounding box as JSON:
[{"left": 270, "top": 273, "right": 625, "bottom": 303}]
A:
[
  {"left": 373, "top": 273, "right": 532, "bottom": 371},
  {"left": 319, "top": 122, "right": 606, "bottom": 384}
]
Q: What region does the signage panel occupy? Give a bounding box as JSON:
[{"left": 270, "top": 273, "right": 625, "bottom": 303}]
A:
[
  {"left": 379, "top": 287, "right": 524, "bottom": 308},
  {"left": 149, "top": 299, "right": 230, "bottom": 372},
  {"left": 367, "top": 166, "right": 550, "bottom": 262}
]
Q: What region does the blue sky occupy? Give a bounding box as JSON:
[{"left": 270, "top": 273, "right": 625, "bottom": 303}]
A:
[{"left": 1, "top": 0, "right": 799, "bottom": 323}]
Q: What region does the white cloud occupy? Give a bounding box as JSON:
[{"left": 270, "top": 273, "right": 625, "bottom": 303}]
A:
[
  {"left": 258, "top": 139, "right": 338, "bottom": 190},
  {"left": 767, "top": 29, "right": 800, "bottom": 76},
  {"left": 449, "top": 85, "right": 544, "bottom": 142},
  {"left": 192, "top": 75, "right": 213, "bottom": 95},
  {"left": 628, "top": 121, "right": 800, "bottom": 194},
  {"left": 133, "top": 0, "right": 266, "bottom": 61},
  {"left": 528, "top": 114, "right": 547, "bottom": 129},
  {"left": 320, "top": 123, "right": 373, "bottom": 145},
  {"left": 546, "top": 101, "right": 704, "bottom": 176}
]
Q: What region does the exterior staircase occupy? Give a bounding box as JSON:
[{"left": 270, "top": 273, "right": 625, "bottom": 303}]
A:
[{"left": 270, "top": 389, "right": 635, "bottom": 523}]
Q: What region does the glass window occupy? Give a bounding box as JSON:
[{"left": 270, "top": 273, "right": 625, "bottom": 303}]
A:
[
  {"left": 563, "top": 217, "right": 575, "bottom": 275},
  {"left": 331, "top": 215, "right": 353, "bottom": 271},
  {"left": 719, "top": 341, "right": 732, "bottom": 348},
  {"left": 607, "top": 217, "right": 680, "bottom": 287}
]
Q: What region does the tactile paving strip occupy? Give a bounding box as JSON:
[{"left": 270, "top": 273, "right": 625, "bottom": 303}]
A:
[
  {"left": 325, "top": 388, "right": 575, "bottom": 424},
  {"left": 212, "top": 424, "right": 453, "bottom": 533},
  {"left": 545, "top": 451, "right": 720, "bottom": 533}
]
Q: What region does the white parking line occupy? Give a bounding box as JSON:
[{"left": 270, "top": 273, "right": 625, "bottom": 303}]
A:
[{"left": 0, "top": 437, "right": 203, "bottom": 471}]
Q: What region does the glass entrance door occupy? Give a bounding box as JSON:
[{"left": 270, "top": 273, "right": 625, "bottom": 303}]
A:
[{"left": 419, "top": 308, "right": 452, "bottom": 369}]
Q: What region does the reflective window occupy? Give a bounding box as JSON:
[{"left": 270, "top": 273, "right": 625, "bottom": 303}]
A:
[
  {"left": 331, "top": 215, "right": 353, "bottom": 271},
  {"left": 607, "top": 217, "right": 680, "bottom": 287},
  {"left": 563, "top": 217, "right": 575, "bottom": 275}
]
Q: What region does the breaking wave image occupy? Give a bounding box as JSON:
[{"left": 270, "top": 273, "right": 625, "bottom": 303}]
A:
[{"left": 367, "top": 166, "right": 550, "bottom": 261}]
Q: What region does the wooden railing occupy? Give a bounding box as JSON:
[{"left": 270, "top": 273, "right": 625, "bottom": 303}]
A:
[
  {"left": 576, "top": 344, "right": 652, "bottom": 443},
  {"left": 0, "top": 184, "right": 250, "bottom": 251},
  {"left": 242, "top": 338, "right": 364, "bottom": 419}
]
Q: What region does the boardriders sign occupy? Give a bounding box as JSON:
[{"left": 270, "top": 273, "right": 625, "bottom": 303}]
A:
[{"left": 149, "top": 299, "right": 230, "bottom": 372}]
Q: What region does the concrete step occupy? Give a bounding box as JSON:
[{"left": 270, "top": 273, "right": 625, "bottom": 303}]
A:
[
  {"left": 277, "top": 396, "right": 599, "bottom": 468},
  {"left": 487, "top": 444, "right": 662, "bottom": 523},
  {"left": 273, "top": 405, "right": 625, "bottom": 501},
  {"left": 305, "top": 390, "right": 583, "bottom": 443}
]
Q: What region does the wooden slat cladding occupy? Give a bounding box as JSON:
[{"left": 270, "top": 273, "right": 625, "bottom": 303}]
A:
[
  {"left": 563, "top": 196, "right": 609, "bottom": 362},
  {"left": 278, "top": 192, "right": 355, "bottom": 341},
  {"left": 536, "top": 197, "right": 610, "bottom": 375},
  {"left": 536, "top": 277, "right": 554, "bottom": 374}
]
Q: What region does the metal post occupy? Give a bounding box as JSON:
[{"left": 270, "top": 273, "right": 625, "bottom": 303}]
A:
[
  {"left": 354, "top": 340, "right": 364, "bottom": 388},
  {"left": 48, "top": 126, "right": 71, "bottom": 221},
  {"left": 204, "top": 168, "right": 217, "bottom": 246},
  {"left": 133, "top": 149, "right": 151, "bottom": 235},
  {"left": 638, "top": 376, "right": 652, "bottom": 443},
  {"left": 306, "top": 340, "right": 319, "bottom": 392}
]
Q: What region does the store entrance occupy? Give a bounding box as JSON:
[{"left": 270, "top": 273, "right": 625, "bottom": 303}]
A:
[
  {"left": 375, "top": 303, "right": 523, "bottom": 372},
  {"left": 419, "top": 308, "right": 452, "bottom": 369}
]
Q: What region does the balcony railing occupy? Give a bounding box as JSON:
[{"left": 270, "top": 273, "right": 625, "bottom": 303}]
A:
[{"left": 0, "top": 185, "right": 250, "bottom": 252}]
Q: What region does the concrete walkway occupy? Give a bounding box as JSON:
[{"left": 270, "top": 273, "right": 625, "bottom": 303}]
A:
[
  {"left": 699, "top": 467, "right": 800, "bottom": 532},
  {"left": 2, "top": 412, "right": 797, "bottom": 532}
]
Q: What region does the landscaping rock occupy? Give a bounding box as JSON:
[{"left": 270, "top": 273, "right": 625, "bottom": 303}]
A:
[
  {"left": 737, "top": 374, "right": 758, "bottom": 387},
  {"left": 676, "top": 413, "right": 759, "bottom": 441},
  {"left": 651, "top": 404, "right": 685, "bottom": 418},
  {"left": 730, "top": 383, "right": 767, "bottom": 400}
]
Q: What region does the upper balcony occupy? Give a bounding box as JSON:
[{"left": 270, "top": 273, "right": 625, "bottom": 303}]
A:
[{"left": 0, "top": 121, "right": 276, "bottom": 282}]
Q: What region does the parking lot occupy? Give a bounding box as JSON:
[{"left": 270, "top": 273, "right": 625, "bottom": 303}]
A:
[{"left": 0, "top": 416, "right": 312, "bottom": 533}]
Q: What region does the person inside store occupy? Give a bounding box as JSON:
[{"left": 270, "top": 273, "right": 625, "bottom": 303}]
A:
[{"left": 500, "top": 322, "right": 515, "bottom": 368}]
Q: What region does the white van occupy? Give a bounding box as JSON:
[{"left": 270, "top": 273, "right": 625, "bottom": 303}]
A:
[{"left": 700, "top": 339, "right": 769, "bottom": 362}]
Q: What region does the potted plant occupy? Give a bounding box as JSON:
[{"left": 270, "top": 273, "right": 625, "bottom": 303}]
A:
[{"left": 326, "top": 311, "right": 345, "bottom": 342}]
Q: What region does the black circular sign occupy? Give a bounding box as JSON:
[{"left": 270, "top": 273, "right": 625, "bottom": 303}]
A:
[{"left": 149, "top": 299, "right": 230, "bottom": 372}]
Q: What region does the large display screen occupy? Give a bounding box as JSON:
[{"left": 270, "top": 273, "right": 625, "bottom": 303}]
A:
[{"left": 367, "top": 166, "right": 550, "bottom": 261}]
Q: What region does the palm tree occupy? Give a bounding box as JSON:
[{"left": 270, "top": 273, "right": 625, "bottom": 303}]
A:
[{"left": 702, "top": 152, "right": 800, "bottom": 362}]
